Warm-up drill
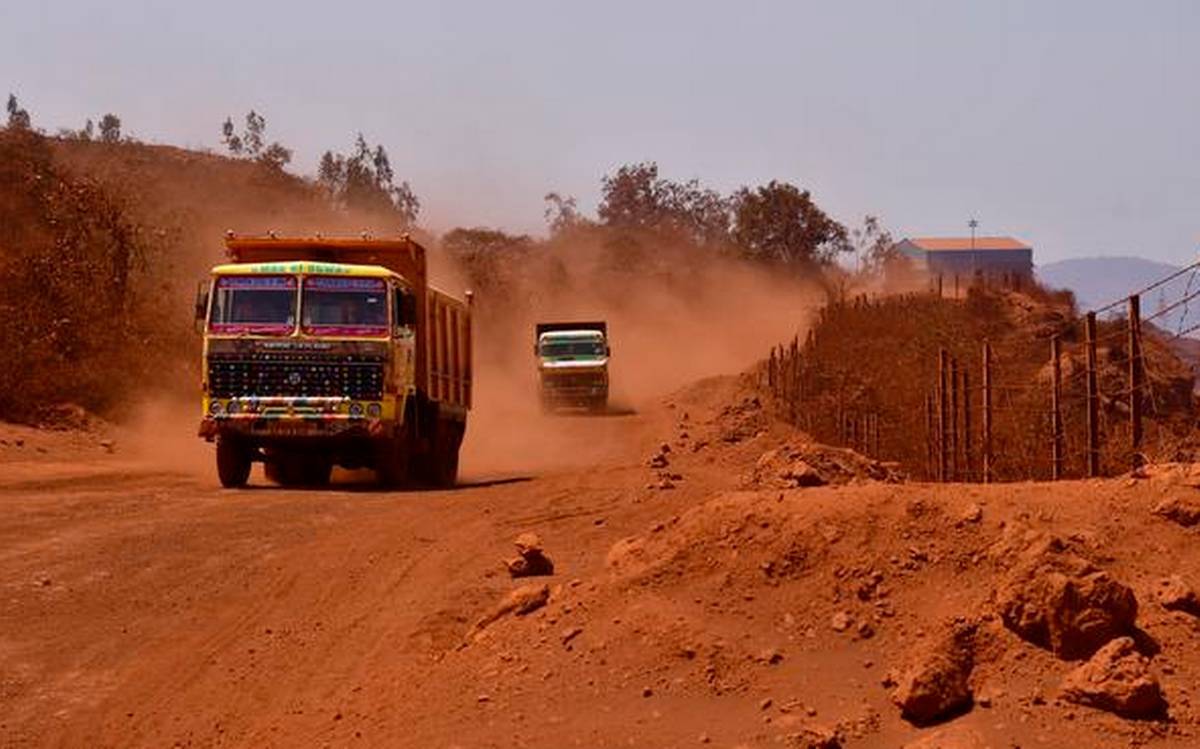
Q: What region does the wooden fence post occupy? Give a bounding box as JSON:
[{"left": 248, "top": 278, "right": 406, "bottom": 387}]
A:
[
  {"left": 926, "top": 392, "right": 935, "bottom": 480},
  {"left": 1085, "top": 312, "right": 1101, "bottom": 477},
  {"left": 938, "top": 349, "right": 949, "bottom": 482},
  {"left": 1129, "top": 295, "right": 1143, "bottom": 468},
  {"left": 1051, "top": 335, "right": 1064, "bottom": 481},
  {"left": 962, "top": 366, "right": 972, "bottom": 482},
  {"left": 950, "top": 357, "right": 960, "bottom": 481},
  {"left": 982, "top": 341, "right": 993, "bottom": 484}
]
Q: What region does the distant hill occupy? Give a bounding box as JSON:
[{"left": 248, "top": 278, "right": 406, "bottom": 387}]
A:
[
  {"left": 1038, "top": 256, "right": 1200, "bottom": 382},
  {"left": 1037, "top": 256, "right": 1185, "bottom": 312}
]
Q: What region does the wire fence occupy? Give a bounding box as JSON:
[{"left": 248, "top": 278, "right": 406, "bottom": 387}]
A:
[{"left": 760, "top": 262, "right": 1200, "bottom": 482}]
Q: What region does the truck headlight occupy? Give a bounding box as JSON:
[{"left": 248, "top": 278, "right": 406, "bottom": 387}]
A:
[
  {"left": 367, "top": 402, "right": 382, "bottom": 418},
  {"left": 349, "top": 402, "right": 364, "bottom": 418},
  {"left": 209, "top": 400, "right": 224, "bottom": 415},
  {"left": 227, "top": 401, "right": 241, "bottom": 415}
]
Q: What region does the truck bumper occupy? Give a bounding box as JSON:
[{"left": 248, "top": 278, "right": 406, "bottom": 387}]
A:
[{"left": 199, "top": 414, "right": 391, "bottom": 441}]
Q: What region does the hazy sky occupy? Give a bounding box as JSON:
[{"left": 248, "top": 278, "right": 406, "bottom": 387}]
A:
[{"left": 3, "top": 1, "right": 1197, "bottom": 264}]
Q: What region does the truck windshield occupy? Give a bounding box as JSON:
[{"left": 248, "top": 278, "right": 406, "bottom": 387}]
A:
[
  {"left": 301, "top": 276, "right": 389, "bottom": 337},
  {"left": 541, "top": 340, "right": 606, "bottom": 357},
  {"left": 209, "top": 275, "right": 296, "bottom": 335}
]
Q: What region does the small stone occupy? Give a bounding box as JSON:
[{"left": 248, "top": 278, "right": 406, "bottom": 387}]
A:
[
  {"left": 476, "top": 694, "right": 490, "bottom": 703},
  {"left": 831, "top": 611, "right": 852, "bottom": 632},
  {"left": 960, "top": 503, "right": 983, "bottom": 524},
  {"left": 561, "top": 626, "right": 583, "bottom": 645},
  {"left": 642, "top": 686, "right": 654, "bottom": 698},
  {"left": 1158, "top": 575, "right": 1200, "bottom": 615},
  {"left": 759, "top": 697, "right": 773, "bottom": 711}
]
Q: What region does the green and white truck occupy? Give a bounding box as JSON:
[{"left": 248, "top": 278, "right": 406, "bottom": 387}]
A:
[{"left": 535, "top": 321, "right": 610, "bottom": 412}]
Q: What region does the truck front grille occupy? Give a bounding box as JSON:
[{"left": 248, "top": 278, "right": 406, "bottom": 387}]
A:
[
  {"left": 544, "top": 372, "right": 605, "bottom": 390},
  {"left": 208, "top": 352, "right": 386, "bottom": 400}
]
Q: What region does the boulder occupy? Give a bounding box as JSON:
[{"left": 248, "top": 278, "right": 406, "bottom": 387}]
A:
[
  {"left": 1059, "top": 636, "right": 1166, "bottom": 719},
  {"left": 892, "top": 626, "right": 975, "bottom": 726},
  {"left": 995, "top": 544, "right": 1137, "bottom": 660}
]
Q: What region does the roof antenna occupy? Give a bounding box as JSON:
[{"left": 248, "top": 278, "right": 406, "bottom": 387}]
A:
[{"left": 968, "top": 218, "right": 979, "bottom": 251}]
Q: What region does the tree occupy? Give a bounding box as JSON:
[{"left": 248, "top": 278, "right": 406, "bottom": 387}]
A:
[
  {"left": 730, "top": 180, "right": 849, "bottom": 269},
  {"left": 98, "top": 114, "right": 122, "bottom": 143},
  {"left": 851, "top": 215, "right": 897, "bottom": 273},
  {"left": 317, "top": 134, "right": 419, "bottom": 226},
  {"left": 220, "top": 110, "right": 292, "bottom": 171},
  {"left": 80, "top": 119, "right": 94, "bottom": 141},
  {"left": 220, "top": 117, "right": 243, "bottom": 155},
  {"left": 543, "top": 192, "right": 587, "bottom": 236},
  {"left": 6, "top": 94, "right": 31, "bottom": 130},
  {"left": 597, "top": 161, "right": 729, "bottom": 245},
  {"left": 442, "top": 227, "right": 532, "bottom": 296}
]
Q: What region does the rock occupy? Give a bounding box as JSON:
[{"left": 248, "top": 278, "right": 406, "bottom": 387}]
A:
[
  {"left": 900, "top": 723, "right": 989, "bottom": 748},
  {"left": 1059, "top": 636, "right": 1166, "bottom": 719},
  {"left": 1157, "top": 575, "right": 1200, "bottom": 616},
  {"left": 649, "top": 453, "right": 670, "bottom": 469},
  {"left": 830, "top": 611, "right": 853, "bottom": 632},
  {"left": 471, "top": 583, "right": 550, "bottom": 636},
  {"left": 506, "top": 533, "right": 555, "bottom": 578},
  {"left": 515, "top": 532, "right": 542, "bottom": 555},
  {"left": 891, "top": 626, "right": 974, "bottom": 726},
  {"left": 781, "top": 460, "right": 827, "bottom": 487},
  {"left": 1152, "top": 496, "right": 1200, "bottom": 527},
  {"left": 960, "top": 503, "right": 983, "bottom": 524},
  {"left": 995, "top": 543, "right": 1137, "bottom": 660},
  {"left": 782, "top": 726, "right": 841, "bottom": 749},
  {"left": 561, "top": 626, "right": 583, "bottom": 645}
]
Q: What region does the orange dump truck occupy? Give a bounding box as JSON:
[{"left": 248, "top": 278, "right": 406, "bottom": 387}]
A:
[{"left": 195, "top": 234, "right": 472, "bottom": 488}]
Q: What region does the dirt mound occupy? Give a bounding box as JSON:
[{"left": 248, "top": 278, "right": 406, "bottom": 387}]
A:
[{"left": 749, "top": 439, "right": 904, "bottom": 488}]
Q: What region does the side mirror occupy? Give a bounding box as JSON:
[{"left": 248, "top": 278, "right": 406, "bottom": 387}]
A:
[{"left": 193, "top": 281, "right": 209, "bottom": 332}]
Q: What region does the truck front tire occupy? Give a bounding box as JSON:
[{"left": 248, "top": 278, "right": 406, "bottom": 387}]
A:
[{"left": 216, "top": 438, "right": 252, "bottom": 488}]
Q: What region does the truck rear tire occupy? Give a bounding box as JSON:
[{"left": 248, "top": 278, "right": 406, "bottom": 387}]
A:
[
  {"left": 425, "top": 420, "right": 463, "bottom": 488},
  {"left": 216, "top": 438, "right": 252, "bottom": 488}
]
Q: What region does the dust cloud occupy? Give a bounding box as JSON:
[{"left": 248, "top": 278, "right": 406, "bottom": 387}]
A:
[{"left": 450, "top": 238, "right": 823, "bottom": 478}]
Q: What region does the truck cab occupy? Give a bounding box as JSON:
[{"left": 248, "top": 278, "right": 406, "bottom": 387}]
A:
[
  {"left": 196, "top": 234, "right": 471, "bottom": 489},
  {"left": 535, "top": 322, "right": 610, "bottom": 412}
]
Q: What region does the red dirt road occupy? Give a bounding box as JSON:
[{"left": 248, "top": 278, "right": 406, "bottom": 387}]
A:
[{"left": 3, "top": 380, "right": 1200, "bottom": 748}]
